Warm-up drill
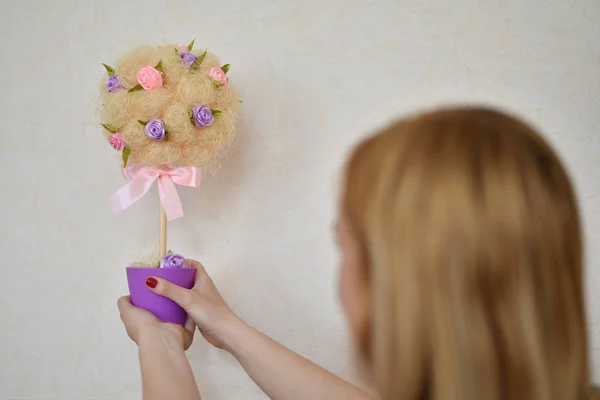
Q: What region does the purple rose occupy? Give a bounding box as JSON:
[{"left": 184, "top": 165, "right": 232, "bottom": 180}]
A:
[
  {"left": 106, "top": 75, "right": 122, "bottom": 93},
  {"left": 160, "top": 253, "right": 185, "bottom": 269},
  {"left": 180, "top": 52, "right": 198, "bottom": 68},
  {"left": 192, "top": 105, "right": 214, "bottom": 128},
  {"left": 145, "top": 119, "right": 166, "bottom": 141}
]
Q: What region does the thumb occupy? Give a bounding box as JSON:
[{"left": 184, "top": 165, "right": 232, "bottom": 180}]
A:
[{"left": 146, "top": 276, "right": 194, "bottom": 310}]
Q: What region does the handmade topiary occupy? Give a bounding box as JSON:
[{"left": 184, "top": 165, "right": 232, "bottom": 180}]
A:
[{"left": 99, "top": 40, "right": 240, "bottom": 325}]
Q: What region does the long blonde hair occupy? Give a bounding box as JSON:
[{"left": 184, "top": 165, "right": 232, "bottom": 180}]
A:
[{"left": 343, "top": 107, "right": 595, "bottom": 400}]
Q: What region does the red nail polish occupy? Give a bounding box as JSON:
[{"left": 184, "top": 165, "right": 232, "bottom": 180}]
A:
[{"left": 146, "top": 277, "right": 158, "bottom": 288}]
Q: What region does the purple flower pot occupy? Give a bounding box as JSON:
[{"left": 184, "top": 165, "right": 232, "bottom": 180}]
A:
[{"left": 126, "top": 267, "right": 196, "bottom": 326}]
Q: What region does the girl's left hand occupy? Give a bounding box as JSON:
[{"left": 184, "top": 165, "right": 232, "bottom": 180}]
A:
[{"left": 117, "top": 296, "right": 195, "bottom": 350}]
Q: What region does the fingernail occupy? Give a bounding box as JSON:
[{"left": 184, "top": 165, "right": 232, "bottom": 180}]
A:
[{"left": 146, "top": 277, "right": 158, "bottom": 289}]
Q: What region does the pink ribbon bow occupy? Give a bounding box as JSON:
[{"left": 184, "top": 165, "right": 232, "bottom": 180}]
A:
[{"left": 110, "top": 164, "right": 202, "bottom": 221}]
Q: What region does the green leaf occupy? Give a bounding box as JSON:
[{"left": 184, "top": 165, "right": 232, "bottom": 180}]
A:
[
  {"left": 187, "top": 39, "right": 195, "bottom": 51},
  {"left": 221, "top": 64, "right": 230, "bottom": 74},
  {"left": 154, "top": 60, "right": 164, "bottom": 73},
  {"left": 174, "top": 48, "right": 180, "bottom": 57},
  {"left": 122, "top": 147, "right": 131, "bottom": 167},
  {"left": 137, "top": 120, "right": 148, "bottom": 126},
  {"left": 237, "top": 99, "right": 243, "bottom": 103},
  {"left": 101, "top": 123, "right": 118, "bottom": 133},
  {"left": 167, "top": 249, "right": 173, "bottom": 254},
  {"left": 128, "top": 84, "right": 144, "bottom": 93},
  {"left": 210, "top": 109, "right": 223, "bottom": 117},
  {"left": 188, "top": 109, "right": 196, "bottom": 126},
  {"left": 197, "top": 49, "right": 207, "bottom": 64},
  {"left": 212, "top": 80, "right": 224, "bottom": 88},
  {"left": 102, "top": 63, "right": 115, "bottom": 76},
  {"left": 191, "top": 50, "right": 207, "bottom": 70}
]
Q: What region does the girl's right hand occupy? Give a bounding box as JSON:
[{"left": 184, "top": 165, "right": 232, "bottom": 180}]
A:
[{"left": 145, "top": 259, "right": 240, "bottom": 349}]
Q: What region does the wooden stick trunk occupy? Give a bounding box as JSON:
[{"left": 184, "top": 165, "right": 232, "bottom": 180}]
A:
[{"left": 159, "top": 204, "right": 167, "bottom": 259}]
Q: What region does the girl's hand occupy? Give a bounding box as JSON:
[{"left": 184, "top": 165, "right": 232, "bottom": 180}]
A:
[
  {"left": 144, "top": 259, "right": 240, "bottom": 350},
  {"left": 117, "top": 295, "right": 195, "bottom": 350}
]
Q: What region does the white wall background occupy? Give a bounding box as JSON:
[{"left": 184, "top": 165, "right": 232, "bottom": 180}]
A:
[{"left": 0, "top": 0, "right": 598, "bottom": 398}]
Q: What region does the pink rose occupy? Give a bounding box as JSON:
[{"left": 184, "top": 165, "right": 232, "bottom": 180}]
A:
[
  {"left": 208, "top": 67, "right": 227, "bottom": 87},
  {"left": 109, "top": 133, "right": 125, "bottom": 151},
  {"left": 137, "top": 66, "right": 163, "bottom": 90}
]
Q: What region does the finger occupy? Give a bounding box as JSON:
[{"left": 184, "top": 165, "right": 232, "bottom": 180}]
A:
[
  {"left": 184, "top": 316, "right": 196, "bottom": 336},
  {"left": 117, "top": 296, "right": 133, "bottom": 325},
  {"left": 147, "top": 276, "right": 194, "bottom": 310},
  {"left": 185, "top": 259, "right": 207, "bottom": 283},
  {"left": 117, "top": 296, "right": 133, "bottom": 312},
  {"left": 183, "top": 330, "right": 194, "bottom": 350}
]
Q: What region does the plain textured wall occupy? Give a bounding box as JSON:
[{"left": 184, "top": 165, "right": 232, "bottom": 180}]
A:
[{"left": 0, "top": 0, "right": 598, "bottom": 399}]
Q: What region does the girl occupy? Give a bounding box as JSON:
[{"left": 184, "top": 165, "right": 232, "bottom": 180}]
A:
[{"left": 119, "top": 106, "right": 598, "bottom": 400}]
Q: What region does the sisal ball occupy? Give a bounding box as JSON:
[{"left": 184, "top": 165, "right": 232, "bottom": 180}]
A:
[{"left": 99, "top": 41, "right": 239, "bottom": 169}]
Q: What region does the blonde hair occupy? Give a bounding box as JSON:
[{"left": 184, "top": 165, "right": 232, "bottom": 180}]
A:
[
  {"left": 99, "top": 45, "right": 238, "bottom": 168},
  {"left": 343, "top": 107, "right": 595, "bottom": 400}
]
